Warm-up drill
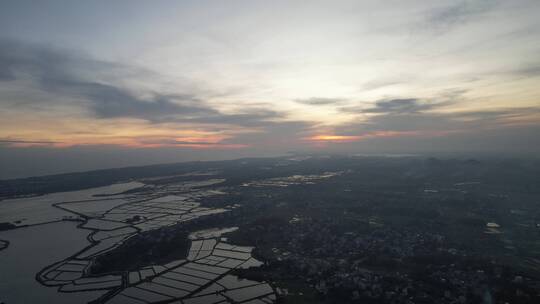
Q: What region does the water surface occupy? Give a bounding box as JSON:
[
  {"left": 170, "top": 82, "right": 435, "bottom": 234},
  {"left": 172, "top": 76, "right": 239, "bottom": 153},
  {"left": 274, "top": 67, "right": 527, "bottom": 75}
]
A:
[{"left": 0, "top": 221, "right": 104, "bottom": 304}]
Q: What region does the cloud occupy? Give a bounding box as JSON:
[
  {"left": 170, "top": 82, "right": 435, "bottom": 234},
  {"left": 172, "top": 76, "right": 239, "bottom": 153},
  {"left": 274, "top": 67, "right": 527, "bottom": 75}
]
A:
[
  {"left": 223, "top": 120, "right": 315, "bottom": 149},
  {"left": 0, "top": 39, "right": 216, "bottom": 121},
  {"left": 361, "top": 78, "right": 407, "bottom": 91},
  {"left": 511, "top": 64, "right": 540, "bottom": 78},
  {"left": 306, "top": 102, "right": 540, "bottom": 156},
  {"left": 2, "top": 35, "right": 539, "bottom": 166},
  {"left": 0, "top": 64, "right": 15, "bottom": 81},
  {"left": 426, "top": 0, "right": 499, "bottom": 31},
  {"left": 294, "top": 97, "right": 346, "bottom": 106},
  {"left": 0, "top": 139, "right": 60, "bottom": 145},
  {"left": 335, "top": 105, "right": 539, "bottom": 137},
  {"left": 184, "top": 109, "right": 284, "bottom": 127},
  {"left": 0, "top": 38, "right": 291, "bottom": 128},
  {"left": 0, "top": 38, "right": 323, "bottom": 152},
  {"left": 360, "top": 98, "right": 448, "bottom": 114},
  {"left": 131, "top": 137, "right": 247, "bottom": 149},
  {"left": 47, "top": 80, "right": 217, "bottom": 121}
]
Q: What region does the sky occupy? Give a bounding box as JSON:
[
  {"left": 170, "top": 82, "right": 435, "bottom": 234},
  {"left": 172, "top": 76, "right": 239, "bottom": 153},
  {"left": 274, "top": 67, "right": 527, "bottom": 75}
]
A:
[{"left": 1, "top": 0, "right": 540, "bottom": 179}]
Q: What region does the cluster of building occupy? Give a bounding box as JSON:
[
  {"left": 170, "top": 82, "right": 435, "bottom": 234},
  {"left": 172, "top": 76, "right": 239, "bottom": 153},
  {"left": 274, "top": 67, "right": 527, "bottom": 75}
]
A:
[
  {"left": 241, "top": 172, "right": 342, "bottom": 188},
  {"left": 255, "top": 216, "right": 538, "bottom": 303}
]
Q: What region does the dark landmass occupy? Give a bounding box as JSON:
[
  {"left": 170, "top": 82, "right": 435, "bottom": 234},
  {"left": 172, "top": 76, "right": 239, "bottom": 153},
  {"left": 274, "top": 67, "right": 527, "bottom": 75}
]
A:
[
  {"left": 2, "top": 155, "right": 539, "bottom": 199},
  {"left": 90, "top": 227, "right": 191, "bottom": 274},
  {"left": 2, "top": 155, "right": 540, "bottom": 303},
  {"left": 0, "top": 222, "right": 17, "bottom": 231}
]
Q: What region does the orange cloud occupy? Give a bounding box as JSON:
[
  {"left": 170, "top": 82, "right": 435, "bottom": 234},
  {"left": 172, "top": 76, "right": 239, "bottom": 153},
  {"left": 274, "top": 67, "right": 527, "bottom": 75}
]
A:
[
  {"left": 1, "top": 134, "right": 248, "bottom": 150},
  {"left": 304, "top": 130, "right": 456, "bottom": 145},
  {"left": 306, "top": 135, "right": 365, "bottom": 142}
]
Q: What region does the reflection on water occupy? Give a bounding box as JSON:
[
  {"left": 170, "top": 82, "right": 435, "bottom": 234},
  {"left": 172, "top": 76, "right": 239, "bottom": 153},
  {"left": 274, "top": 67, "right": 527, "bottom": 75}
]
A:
[{"left": 0, "top": 182, "right": 143, "bottom": 226}]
